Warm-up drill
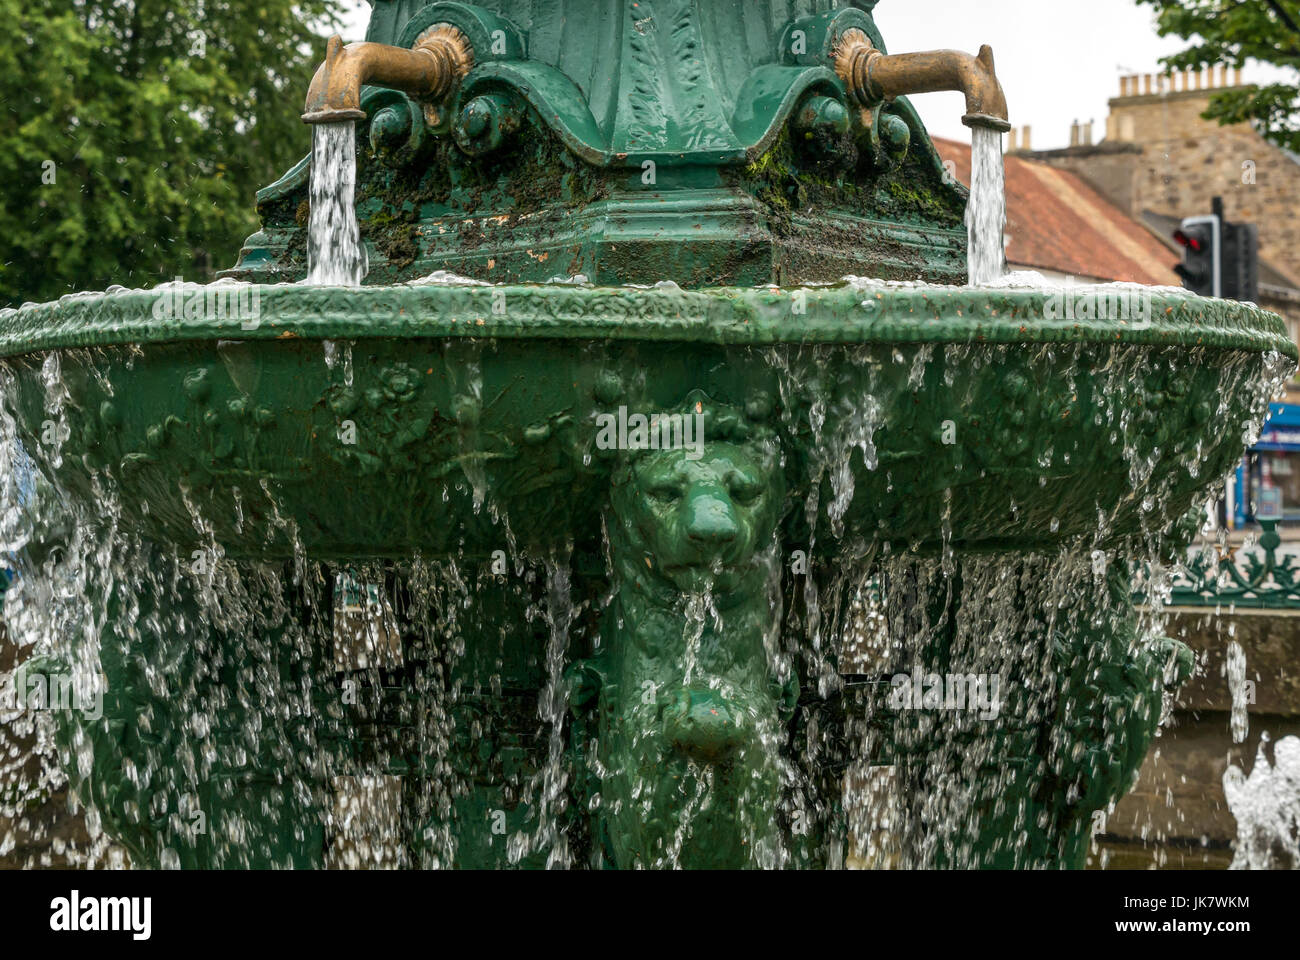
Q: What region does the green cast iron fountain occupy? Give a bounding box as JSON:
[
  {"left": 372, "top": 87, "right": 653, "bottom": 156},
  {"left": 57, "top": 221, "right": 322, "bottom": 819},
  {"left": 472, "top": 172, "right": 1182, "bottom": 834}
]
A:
[{"left": 0, "top": 0, "right": 1294, "bottom": 869}]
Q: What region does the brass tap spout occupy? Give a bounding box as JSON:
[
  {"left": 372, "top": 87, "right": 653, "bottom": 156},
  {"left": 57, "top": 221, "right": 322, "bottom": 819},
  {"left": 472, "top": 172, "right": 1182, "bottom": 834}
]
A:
[
  {"left": 303, "top": 27, "right": 473, "bottom": 125},
  {"left": 834, "top": 29, "right": 1010, "bottom": 132}
]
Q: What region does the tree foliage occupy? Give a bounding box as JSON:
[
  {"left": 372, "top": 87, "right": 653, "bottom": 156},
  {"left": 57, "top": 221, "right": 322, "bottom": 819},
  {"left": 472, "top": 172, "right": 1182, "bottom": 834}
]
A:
[
  {"left": 1137, "top": 0, "right": 1300, "bottom": 154},
  {"left": 0, "top": 0, "right": 342, "bottom": 306}
]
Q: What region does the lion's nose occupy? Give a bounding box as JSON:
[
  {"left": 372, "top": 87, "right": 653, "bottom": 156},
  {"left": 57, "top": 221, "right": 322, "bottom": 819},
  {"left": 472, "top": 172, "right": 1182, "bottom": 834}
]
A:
[{"left": 684, "top": 486, "right": 738, "bottom": 545}]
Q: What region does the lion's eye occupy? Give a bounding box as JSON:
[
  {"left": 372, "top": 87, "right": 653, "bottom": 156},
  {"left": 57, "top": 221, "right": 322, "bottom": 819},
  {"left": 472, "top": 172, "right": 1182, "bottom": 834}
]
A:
[
  {"left": 729, "top": 479, "right": 762, "bottom": 505},
  {"left": 649, "top": 484, "right": 681, "bottom": 504}
]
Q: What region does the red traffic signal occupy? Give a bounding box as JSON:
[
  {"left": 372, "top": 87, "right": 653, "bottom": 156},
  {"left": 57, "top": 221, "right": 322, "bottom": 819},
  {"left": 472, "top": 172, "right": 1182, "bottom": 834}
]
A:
[{"left": 1173, "top": 216, "right": 1219, "bottom": 297}]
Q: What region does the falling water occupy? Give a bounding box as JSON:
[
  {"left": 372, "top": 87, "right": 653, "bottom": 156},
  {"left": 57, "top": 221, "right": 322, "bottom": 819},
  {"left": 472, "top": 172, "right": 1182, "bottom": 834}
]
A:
[
  {"left": 306, "top": 123, "right": 368, "bottom": 287},
  {"left": 759, "top": 329, "right": 1293, "bottom": 869},
  {"left": 533, "top": 557, "right": 574, "bottom": 869},
  {"left": 967, "top": 126, "right": 1007, "bottom": 286},
  {"left": 1226, "top": 640, "right": 1250, "bottom": 744}
]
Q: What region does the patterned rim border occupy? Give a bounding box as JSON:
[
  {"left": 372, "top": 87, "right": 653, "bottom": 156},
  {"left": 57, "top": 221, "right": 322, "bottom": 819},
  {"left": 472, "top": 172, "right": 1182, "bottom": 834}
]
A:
[{"left": 0, "top": 282, "right": 1294, "bottom": 359}]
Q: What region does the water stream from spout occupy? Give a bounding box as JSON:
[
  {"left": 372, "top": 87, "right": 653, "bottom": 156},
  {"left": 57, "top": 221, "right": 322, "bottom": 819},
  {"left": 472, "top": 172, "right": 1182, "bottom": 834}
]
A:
[
  {"left": 967, "top": 126, "right": 1007, "bottom": 286},
  {"left": 307, "top": 123, "right": 368, "bottom": 286}
]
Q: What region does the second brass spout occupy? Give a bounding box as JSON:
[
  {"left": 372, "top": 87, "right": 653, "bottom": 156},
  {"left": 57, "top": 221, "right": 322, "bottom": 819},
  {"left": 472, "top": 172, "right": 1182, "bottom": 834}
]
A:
[
  {"left": 303, "top": 28, "right": 473, "bottom": 125},
  {"left": 834, "top": 29, "right": 1010, "bottom": 132}
]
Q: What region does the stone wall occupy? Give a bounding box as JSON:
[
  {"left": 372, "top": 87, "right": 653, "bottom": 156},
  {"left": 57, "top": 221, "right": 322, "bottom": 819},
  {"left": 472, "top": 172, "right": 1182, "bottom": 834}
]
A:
[{"left": 1094, "top": 609, "right": 1300, "bottom": 869}]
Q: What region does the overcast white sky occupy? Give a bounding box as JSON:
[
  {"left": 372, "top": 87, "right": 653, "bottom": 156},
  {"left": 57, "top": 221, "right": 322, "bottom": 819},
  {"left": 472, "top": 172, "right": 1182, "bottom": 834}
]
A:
[{"left": 335, "top": 0, "right": 1290, "bottom": 151}]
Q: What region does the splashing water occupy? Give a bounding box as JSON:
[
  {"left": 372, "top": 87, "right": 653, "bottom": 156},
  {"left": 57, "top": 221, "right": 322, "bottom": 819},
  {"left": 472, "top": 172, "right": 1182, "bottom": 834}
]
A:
[
  {"left": 306, "top": 123, "right": 368, "bottom": 287},
  {"left": 1224, "top": 735, "right": 1300, "bottom": 869},
  {"left": 967, "top": 126, "right": 1007, "bottom": 286}
]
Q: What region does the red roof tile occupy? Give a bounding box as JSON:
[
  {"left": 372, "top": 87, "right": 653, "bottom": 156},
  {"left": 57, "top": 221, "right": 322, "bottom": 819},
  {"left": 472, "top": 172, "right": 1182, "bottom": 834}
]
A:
[{"left": 934, "top": 137, "right": 1181, "bottom": 285}]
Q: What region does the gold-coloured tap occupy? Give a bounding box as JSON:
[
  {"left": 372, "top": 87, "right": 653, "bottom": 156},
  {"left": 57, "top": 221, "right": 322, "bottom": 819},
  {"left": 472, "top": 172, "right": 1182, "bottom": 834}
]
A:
[
  {"left": 302, "top": 26, "right": 473, "bottom": 125},
  {"left": 833, "top": 29, "right": 1010, "bottom": 132}
]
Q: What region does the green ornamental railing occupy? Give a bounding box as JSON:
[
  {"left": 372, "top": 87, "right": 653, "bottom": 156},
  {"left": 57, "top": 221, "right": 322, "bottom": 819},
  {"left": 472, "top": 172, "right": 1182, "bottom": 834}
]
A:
[{"left": 1167, "top": 521, "right": 1300, "bottom": 609}]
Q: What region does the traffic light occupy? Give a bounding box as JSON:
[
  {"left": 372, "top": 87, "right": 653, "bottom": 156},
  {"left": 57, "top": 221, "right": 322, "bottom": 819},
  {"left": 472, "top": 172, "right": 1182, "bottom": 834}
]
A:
[
  {"left": 1171, "top": 197, "right": 1261, "bottom": 303},
  {"left": 1173, "top": 215, "right": 1220, "bottom": 297},
  {"left": 1222, "top": 220, "right": 1259, "bottom": 303}
]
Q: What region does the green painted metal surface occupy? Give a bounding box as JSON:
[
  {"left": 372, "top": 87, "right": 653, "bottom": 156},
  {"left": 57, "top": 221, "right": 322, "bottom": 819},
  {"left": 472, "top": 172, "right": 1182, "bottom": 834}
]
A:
[
  {"left": 1, "top": 284, "right": 1290, "bottom": 562},
  {"left": 233, "top": 1, "right": 965, "bottom": 288}
]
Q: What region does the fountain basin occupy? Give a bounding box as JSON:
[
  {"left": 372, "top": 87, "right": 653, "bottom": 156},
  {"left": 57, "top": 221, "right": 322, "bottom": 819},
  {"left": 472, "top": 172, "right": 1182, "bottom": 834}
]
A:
[
  {"left": 1, "top": 281, "right": 1291, "bottom": 560},
  {"left": 3, "top": 281, "right": 1293, "bottom": 870}
]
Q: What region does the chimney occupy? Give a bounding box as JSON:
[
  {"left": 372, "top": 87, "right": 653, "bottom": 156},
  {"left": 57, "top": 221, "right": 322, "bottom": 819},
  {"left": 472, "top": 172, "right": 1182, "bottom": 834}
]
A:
[
  {"left": 1008, "top": 128, "right": 1018, "bottom": 151},
  {"left": 1021, "top": 125, "right": 1031, "bottom": 151},
  {"left": 1233, "top": 67, "right": 1243, "bottom": 86},
  {"left": 1069, "top": 120, "right": 1080, "bottom": 147},
  {"left": 1083, "top": 120, "right": 1094, "bottom": 146}
]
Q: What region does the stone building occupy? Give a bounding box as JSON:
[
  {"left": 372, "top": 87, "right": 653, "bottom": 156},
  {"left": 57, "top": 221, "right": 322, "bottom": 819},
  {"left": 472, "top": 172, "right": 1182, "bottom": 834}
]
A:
[
  {"left": 934, "top": 138, "right": 1181, "bottom": 285},
  {"left": 1020, "top": 67, "right": 1300, "bottom": 342}
]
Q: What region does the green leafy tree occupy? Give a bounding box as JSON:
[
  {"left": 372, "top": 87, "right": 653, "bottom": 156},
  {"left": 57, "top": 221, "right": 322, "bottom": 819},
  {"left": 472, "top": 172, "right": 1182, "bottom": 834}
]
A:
[
  {"left": 0, "top": 0, "right": 343, "bottom": 307},
  {"left": 1137, "top": 0, "right": 1300, "bottom": 153}
]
